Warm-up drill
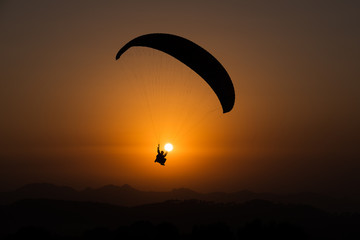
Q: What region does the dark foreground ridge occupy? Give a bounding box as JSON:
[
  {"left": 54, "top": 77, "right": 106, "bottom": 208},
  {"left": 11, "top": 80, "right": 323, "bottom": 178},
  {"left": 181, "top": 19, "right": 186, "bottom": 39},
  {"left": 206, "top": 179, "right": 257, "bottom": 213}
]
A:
[
  {"left": 0, "top": 183, "right": 360, "bottom": 239},
  {"left": 1, "top": 183, "right": 360, "bottom": 212},
  {"left": 0, "top": 198, "right": 359, "bottom": 239}
]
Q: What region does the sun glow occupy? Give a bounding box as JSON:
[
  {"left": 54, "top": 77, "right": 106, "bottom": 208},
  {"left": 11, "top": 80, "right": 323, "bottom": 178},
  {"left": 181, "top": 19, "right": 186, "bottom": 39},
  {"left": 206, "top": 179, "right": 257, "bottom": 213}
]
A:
[{"left": 164, "top": 143, "right": 173, "bottom": 152}]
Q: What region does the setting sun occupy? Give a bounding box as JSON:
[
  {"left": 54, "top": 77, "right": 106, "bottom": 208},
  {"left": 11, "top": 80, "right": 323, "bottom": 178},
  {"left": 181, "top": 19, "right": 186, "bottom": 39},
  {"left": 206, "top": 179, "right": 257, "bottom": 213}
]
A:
[{"left": 164, "top": 143, "right": 173, "bottom": 152}]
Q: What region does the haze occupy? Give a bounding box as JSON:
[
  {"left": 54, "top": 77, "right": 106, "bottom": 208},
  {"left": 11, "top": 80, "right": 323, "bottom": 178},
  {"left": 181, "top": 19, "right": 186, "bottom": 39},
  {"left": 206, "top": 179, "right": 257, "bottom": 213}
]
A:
[{"left": 1, "top": 0, "right": 359, "bottom": 197}]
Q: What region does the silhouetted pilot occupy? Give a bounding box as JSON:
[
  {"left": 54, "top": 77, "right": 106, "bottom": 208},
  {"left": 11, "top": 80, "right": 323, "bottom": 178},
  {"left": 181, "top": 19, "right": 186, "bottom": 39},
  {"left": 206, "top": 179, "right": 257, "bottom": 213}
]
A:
[{"left": 155, "top": 144, "right": 168, "bottom": 166}]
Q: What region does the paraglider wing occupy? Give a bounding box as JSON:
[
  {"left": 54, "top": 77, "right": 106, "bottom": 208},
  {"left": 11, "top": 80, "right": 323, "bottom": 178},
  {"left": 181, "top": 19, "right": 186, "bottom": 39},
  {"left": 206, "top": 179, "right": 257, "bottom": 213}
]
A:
[{"left": 116, "top": 33, "right": 235, "bottom": 113}]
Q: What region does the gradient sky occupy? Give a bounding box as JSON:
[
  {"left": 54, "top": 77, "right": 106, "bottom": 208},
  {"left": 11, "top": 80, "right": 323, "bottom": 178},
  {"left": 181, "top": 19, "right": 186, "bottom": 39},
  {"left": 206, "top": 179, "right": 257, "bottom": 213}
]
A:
[{"left": 1, "top": 0, "right": 359, "bottom": 196}]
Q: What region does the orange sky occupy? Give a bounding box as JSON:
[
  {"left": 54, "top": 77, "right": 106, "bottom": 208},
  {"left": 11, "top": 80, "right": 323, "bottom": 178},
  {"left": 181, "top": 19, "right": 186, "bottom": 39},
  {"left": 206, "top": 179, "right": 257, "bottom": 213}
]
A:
[{"left": 1, "top": 1, "right": 360, "bottom": 196}]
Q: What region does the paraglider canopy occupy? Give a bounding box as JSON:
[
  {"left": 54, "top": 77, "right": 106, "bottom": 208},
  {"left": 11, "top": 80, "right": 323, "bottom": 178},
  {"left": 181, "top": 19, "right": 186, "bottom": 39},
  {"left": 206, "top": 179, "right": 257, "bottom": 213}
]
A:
[{"left": 116, "top": 33, "right": 235, "bottom": 113}]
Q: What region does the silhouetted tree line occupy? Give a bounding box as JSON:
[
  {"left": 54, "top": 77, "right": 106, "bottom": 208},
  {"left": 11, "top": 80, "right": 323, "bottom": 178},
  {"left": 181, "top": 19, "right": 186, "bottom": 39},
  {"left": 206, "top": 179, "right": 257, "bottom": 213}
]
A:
[
  {"left": 1, "top": 199, "right": 360, "bottom": 239},
  {"left": 4, "top": 218, "right": 360, "bottom": 240},
  {"left": 3, "top": 220, "right": 308, "bottom": 240}
]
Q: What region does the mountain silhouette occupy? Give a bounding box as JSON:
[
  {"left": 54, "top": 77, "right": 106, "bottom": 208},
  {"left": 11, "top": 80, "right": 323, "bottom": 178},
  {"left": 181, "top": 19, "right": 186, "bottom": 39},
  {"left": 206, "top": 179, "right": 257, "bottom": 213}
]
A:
[
  {"left": 0, "top": 183, "right": 359, "bottom": 212},
  {"left": 1, "top": 198, "right": 359, "bottom": 239}
]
